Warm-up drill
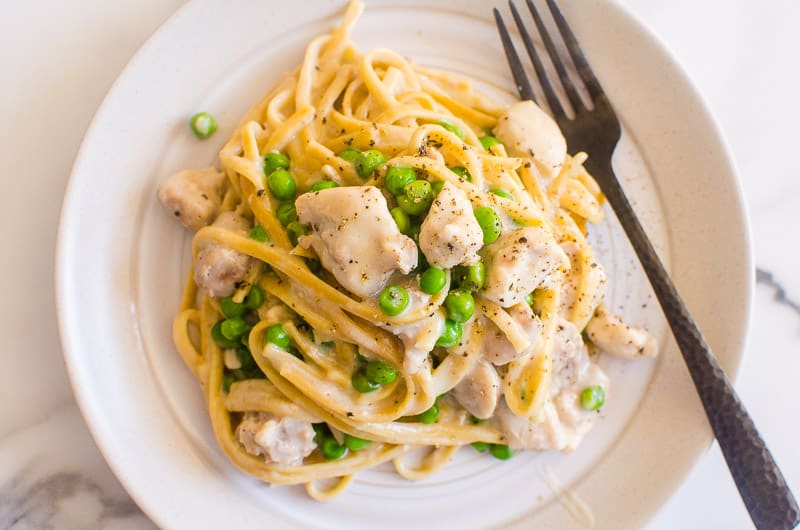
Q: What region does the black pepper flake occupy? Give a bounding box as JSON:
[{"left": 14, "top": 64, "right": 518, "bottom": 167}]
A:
[
  {"left": 173, "top": 211, "right": 180, "bottom": 217},
  {"left": 256, "top": 189, "right": 265, "bottom": 197}
]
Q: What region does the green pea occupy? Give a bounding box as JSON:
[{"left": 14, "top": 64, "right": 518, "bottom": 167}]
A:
[
  {"left": 379, "top": 285, "right": 410, "bottom": 316},
  {"left": 580, "top": 385, "right": 605, "bottom": 411},
  {"left": 267, "top": 169, "right": 296, "bottom": 200},
  {"left": 436, "top": 320, "right": 462, "bottom": 348},
  {"left": 471, "top": 441, "right": 491, "bottom": 452},
  {"left": 491, "top": 188, "right": 514, "bottom": 201},
  {"left": 189, "top": 112, "right": 217, "bottom": 139},
  {"left": 437, "top": 120, "right": 465, "bottom": 140},
  {"left": 470, "top": 415, "right": 485, "bottom": 424},
  {"left": 398, "top": 180, "right": 433, "bottom": 216},
  {"left": 220, "top": 297, "right": 245, "bottom": 318},
  {"left": 312, "top": 423, "right": 328, "bottom": 443},
  {"left": 310, "top": 180, "right": 338, "bottom": 191},
  {"left": 266, "top": 324, "right": 291, "bottom": 349},
  {"left": 432, "top": 180, "right": 444, "bottom": 194},
  {"left": 338, "top": 147, "right": 361, "bottom": 163},
  {"left": 450, "top": 166, "right": 471, "bottom": 181},
  {"left": 444, "top": 289, "right": 475, "bottom": 323},
  {"left": 365, "top": 360, "right": 398, "bottom": 385},
  {"left": 454, "top": 262, "right": 485, "bottom": 291},
  {"left": 235, "top": 347, "right": 257, "bottom": 371},
  {"left": 479, "top": 135, "right": 501, "bottom": 150},
  {"left": 221, "top": 318, "right": 249, "bottom": 341},
  {"left": 263, "top": 151, "right": 290, "bottom": 175},
  {"left": 343, "top": 434, "right": 372, "bottom": 451},
  {"left": 286, "top": 221, "right": 308, "bottom": 246},
  {"left": 385, "top": 166, "right": 417, "bottom": 196},
  {"left": 211, "top": 321, "right": 239, "bottom": 349},
  {"left": 419, "top": 267, "right": 446, "bottom": 295},
  {"left": 355, "top": 149, "right": 387, "bottom": 179},
  {"left": 249, "top": 225, "right": 269, "bottom": 242},
  {"left": 524, "top": 292, "right": 534, "bottom": 306},
  {"left": 417, "top": 404, "right": 439, "bottom": 424},
  {"left": 305, "top": 258, "right": 322, "bottom": 274},
  {"left": 351, "top": 369, "right": 380, "bottom": 393},
  {"left": 276, "top": 202, "right": 297, "bottom": 227},
  {"left": 221, "top": 372, "right": 236, "bottom": 393},
  {"left": 320, "top": 437, "right": 348, "bottom": 460},
  {"left": 489, "top": 444, "right": 515, "bottom": 460},
  {"left": 243, "top": 285, "right": 265, "bottom": 310},
  {"left": 473, "top": 206, "right": 502, "bottom": 244},
  {"left": 390, "top": 207, "right": 411, "bottom": 235}
]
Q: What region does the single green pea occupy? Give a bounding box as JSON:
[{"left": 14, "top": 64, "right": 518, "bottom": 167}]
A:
[
  {"left": 379, "top": 285, "right": 410, "bottom": 316},
  {"left": 343, "top": 434, "right": 372, "bottom": 451},
  {"left": 355, "top": 149, "right": 387, "bottom": 179},
  {"left": 249, "top": 225, "right": 269, "bottom": 242},
  {"left": 450, "top": 166, "right": 471, "bottom": 181},
  {"left": 524, "top": 292, "right": 534, "bottom": 306},
  {"left": 419, "top": 267, "right": 446, "bottom": 295},
  {"left": 310, "top": 180, "right": 338, "bottom": 191},
  {"left": 469, "top": 415, "right": 485, "bottom": 425},
  {"left": 221, "top": 318, "right": 249, "bottom": 340},
  {"left": 266, "top": 324, "right": 291, "bottom": 349},
  {"left": 189, "top": 112, "right": 217, "bottom": 139},
  {"left": 385, "top": 166, "right": 417, "bottom": 196},
  {"left": 338, "top": 147, "right": 361, "bottom": 163},
  {"left": 490, "top": 188, "right": 515, "bottom": 201},
  {"left": 243, "top": 285, "right": 265, "bottom": 310},
  {"left": 580, "top": 385, "right": 605, "bottom": 411},
  {"left": 276, "top": 201, "right": 297, "bottom": 227},
  {"left": 211, "top": 321, "right": 239, "bottom": 349},
  {"left": 286, "top": 221, "right": 308, "bottom": 246},
  {"left": 417, "top": 404, "right": 440, "bottom": 424},
  {"left": 489, "top": 444, "right": 515, "bottom": 460},
  {"left": 432, "top": 180, "right": 444, "bottom": 194},
  {"left": 471, "top": 441, "right": 491, "bottom": 452},
  {"left": 390, "top": 206, "right": 411, "bottom": 234},
  {"left": 454, "top": 262, "right": 485, "bottom": 291},
  {"left": 235, "top": 346, "right": 257, "bottom": 371},
  {"left": 267, "top": 169, "right": 296, "bottom": 200},
  {"left": 320, "top": 437, "right": 348, "bottom": 460},
  {"left": 221, "top": 372, "right": 236, "bottom": 393},
  {"left": 351, "top": 369, "right": 380, "bottom": 393},
  {"left": 473, "top": 206, "right": 502, "bottom": 244},
  {"left": 479, "top": 135, "right": 501, "bottom": 150},
  {"left": 263, "top": 151, "right": 290, "bottom": 175},
  {"left": 444, "top": 289, "right": 475, "bottom": 323},
  {"left": 398, "top": 180, "right": 433, "bottom": 216},
  {"left": 436, "top": 319, "right": 462, "bottom": 348},
  {"left": 220, "top": 297, "right": 245, "bottom": 319},
  {"left": 365, "top": 360, "right": 398, "bottom": 385},
  {"left": 437, "top": 120, "right": 465, "bottom": 140},
  {"left": 312, "top": 423, "right": 328, "bottom": 443}
]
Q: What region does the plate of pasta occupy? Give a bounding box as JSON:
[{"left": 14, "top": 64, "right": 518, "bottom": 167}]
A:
[{"left": 56, "top": 0, "right": 752, "bottom": 529}]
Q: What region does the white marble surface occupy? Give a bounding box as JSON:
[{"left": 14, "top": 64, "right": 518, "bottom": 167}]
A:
[{"left": 1, "top": 0, "right": 798, "bottom": 528}]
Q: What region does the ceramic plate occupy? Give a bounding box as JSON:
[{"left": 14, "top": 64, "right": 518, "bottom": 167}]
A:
[{"left": 56, "top": 0, "right": 752, "bottom": 528}]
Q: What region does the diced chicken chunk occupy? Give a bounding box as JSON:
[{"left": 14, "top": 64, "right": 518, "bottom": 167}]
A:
[
  {"left": 236, "top": 412, "right": 316, "bottom": 466},
  {"left": 194, "top": 211, "right": 251, "bottom": 298},
  {"left": 157, "top": 167, "right": 225, "bottom": 230},
  {"left": 585, "top": 305, "right": 658, "bottom": 359},
  {"left": 419, "top": 182, "right": 483, "bottom": 268},
  {"left": 452, "top": 360, "right": 501, "bottom": 419},
  {"left": 496, "top": 319, "right": 608, "bottom": 452},
  {"left": 482, "top": 302, "right": 543, "bottom": 365},
  {"left": 481, "top": 226, "right": 569, "bottom": 307},
  {"left": 493, "top": 100, "right": 567, "bottom": 179},
  {"left": 295, "top": 186, "right": 418, "bottom": 297}
]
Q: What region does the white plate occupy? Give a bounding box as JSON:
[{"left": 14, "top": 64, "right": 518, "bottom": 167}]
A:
[{"left": 56, "top": 0, "right": 752, "bottom": 528}]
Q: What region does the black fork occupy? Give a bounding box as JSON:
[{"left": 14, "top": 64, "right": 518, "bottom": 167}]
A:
[{"left": 494, "top": 2, "right": 799, "bottom": 529}]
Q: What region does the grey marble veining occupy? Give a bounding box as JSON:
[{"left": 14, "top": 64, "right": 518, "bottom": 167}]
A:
[{"left": 756, "top": 268, "right": 800, "bottom": 319}]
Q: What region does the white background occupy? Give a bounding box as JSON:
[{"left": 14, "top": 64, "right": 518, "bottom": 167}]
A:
[{"left": 1, "top": 1, "right": 798, "bottom": 529}]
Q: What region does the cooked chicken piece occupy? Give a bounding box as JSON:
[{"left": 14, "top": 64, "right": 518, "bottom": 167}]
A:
[
  {"left": 585, "top": 305, "right": 658, "bottom": 359},
  {"left": 493, "top": 100, "right": 567, "bottom": 179},
  {"left": 452, "top": 360, "right": 501, "bottom": 419},
  {"left": 236, "top": 412, "right": 316, "bottom": 466},
  {"left": 194, "top": 211, "right": 251, "bottom": 298},
  {"left": 295, "top": 186, "right": 418, "bottom": 297},
  {"left": 496, "top": 318, "right": 608, "bottom": 452},
  {"left": 481, "top": 226, "right": 569, "bottom": 308},
  {"left": 482, "top": 302, "right": 543, "bottom": 365},
  {"left": 157, "top": 167, "right": 225, "bottom": 230},
  {"left": 419, "top": 182, "right": 483, "bottom": 268}
]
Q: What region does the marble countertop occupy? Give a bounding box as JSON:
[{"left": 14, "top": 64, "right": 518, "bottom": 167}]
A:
[{"left": 1, "top": 1, "right": 798, "bottom": 528}]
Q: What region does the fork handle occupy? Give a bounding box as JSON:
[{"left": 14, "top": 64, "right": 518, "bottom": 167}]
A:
[{"left": 587, "top": 158, "right": 800, "bottom": 530}]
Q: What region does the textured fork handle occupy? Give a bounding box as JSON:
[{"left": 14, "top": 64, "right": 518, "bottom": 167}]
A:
[{"left": 587, "top": 158, "right": 800, "bottom": 530}]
